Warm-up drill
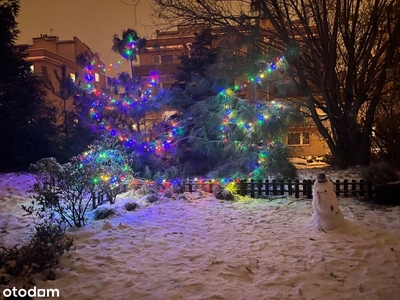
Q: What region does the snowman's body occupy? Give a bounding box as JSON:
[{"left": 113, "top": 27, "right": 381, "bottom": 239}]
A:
[{"left": 312, "top": 179, "right": 345, "bottom": 230}]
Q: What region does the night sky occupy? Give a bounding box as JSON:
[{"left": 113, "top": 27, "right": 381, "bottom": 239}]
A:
[{"left": 17, "top": 0, "right": 157, "bottom": 77}]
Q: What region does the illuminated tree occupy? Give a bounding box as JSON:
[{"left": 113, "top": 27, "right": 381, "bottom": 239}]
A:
[
  {"left": 162, "top": 28, "right": 300, "bottom": 179},
  {"left": 111, "top": 28, "right": 147, "bottom": 79},
  {"left": 152, "top": 0, "right": 400, "bottom": 168}
]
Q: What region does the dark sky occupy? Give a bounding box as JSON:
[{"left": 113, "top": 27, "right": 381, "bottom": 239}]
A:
[{"left": 17, "top": 0, "right": 157, "bottom": 77}]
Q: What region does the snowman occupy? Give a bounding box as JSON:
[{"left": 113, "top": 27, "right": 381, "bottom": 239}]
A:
[{"left": 312, "top": 173, "right": 345, "bottom": 231}]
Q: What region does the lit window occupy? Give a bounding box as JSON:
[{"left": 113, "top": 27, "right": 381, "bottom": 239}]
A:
[
  {"left": 288, "top": 132, "right": 310, "bottom": 145},
  {"left": 69, "top": 73, "right": 76, "bottom": 82},
  {"left": 95, "top": 73, "right": 100, "bottom": 82},
  {"left": 30, "top": 65, "right": 34, "bottom": 73}
]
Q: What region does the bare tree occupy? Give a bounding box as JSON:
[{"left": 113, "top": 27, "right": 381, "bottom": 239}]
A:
[{"left": 151, "top": 0, "right": 400, "bottom": 168}]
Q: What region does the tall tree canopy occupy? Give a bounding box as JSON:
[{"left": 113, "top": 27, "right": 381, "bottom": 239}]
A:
[
  {"left": 152, "top": 0, "right": 400, "bottom": 168},
  {"left": 111, "top": 28, "right": 147, "bottom": 79},
  {"left": 0, "top": 0, "right": 58, "bottom": 170},
  {"left": 161, "top": 28, "right": 299, "bottom": 179}
]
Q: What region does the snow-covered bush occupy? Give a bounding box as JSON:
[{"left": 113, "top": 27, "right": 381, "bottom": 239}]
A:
[
  {"left": 93, "top": 207, "right": 117, "bottom": 220},
  {"left": 79, "top": 137, "right": 134, "bottom": 205},
  {"left": 27, "top": 137, "right": 134, "bottom": 227},
  {"left": 138, "top": 182, "right": 160, "bottom": 195},
  {"left": 0, "top": 221, "right": 73, "bottom": 279},
  {"left": 27, "top": 157, "right": 95, "bottom": 227},
  {"left": 124, "top": 202, "right": 138, "bottom": 211},
  {"left": 213, "top": 185, "right": 235, "bottom": 201}
]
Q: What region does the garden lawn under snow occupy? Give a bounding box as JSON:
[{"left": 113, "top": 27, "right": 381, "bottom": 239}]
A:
[{"left": 0, "top": 167, "right": 399, "bottom": 300}]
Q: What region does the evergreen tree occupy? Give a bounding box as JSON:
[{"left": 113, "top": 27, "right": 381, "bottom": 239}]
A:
[
  {"left": 0, "top": 0, "right": 58, "bottom": 170},
  {"left": 165, "top": 28, "right": 299, "bottom": 179}
]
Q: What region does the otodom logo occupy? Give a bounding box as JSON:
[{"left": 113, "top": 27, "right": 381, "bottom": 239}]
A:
[{"left": 2, "top": 287, "right": 60, "bottom": 298}]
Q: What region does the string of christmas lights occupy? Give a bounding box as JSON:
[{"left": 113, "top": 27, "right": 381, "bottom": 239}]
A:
[{"left": 77, "top": 55, "right": 291, "bottom": 185}]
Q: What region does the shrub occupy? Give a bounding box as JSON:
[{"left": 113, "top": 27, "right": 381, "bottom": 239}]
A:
[
  {"left": 93, "top": 207, "right": 117, "bottom": 220},
  {"left": 146, "top": 193, "right": 159, "bottom": 203},
  {"left": 124, "top": 202, "right": 138, "bottom": 211},
  {"left": 139, "top": 182, "right": 159, "bottom": 195},
  {"left": 163, "top": 187, "right": 173, "bottom": 198},
  {"left": 0, "top": 222, "right": 73, "bottom": 279},
  {"left": 27, "top": 157, "right": 94, "bottom": 227},
  {"left": 362, "top": 161, "right": 400, "bottom": 185},
  {"left": 78, "top": 137, "right": 134, "bottom": 205},
  {"left": 213, "top": 185, "right": 235, "bottom": 201},
  {"left": 362, "top": 161, "right": 400, "bottom": 206}
]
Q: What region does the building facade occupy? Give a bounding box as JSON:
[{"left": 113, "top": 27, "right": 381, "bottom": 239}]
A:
[{"left": 21, "top": 34, "right": 107, "bottom": 124}]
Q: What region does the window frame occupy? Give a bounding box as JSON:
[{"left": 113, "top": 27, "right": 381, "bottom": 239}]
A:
[{"left": 287, "top": 131, "right": 310, "bottom": 146}]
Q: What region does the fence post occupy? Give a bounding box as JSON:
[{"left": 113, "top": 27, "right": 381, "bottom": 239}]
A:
[
  {"left": 351, "top": 180, "right": 357, "bottom": 197},
  {"left": 302, "top": 180, "right": 307, "bottom": 197},
  {"left": 306, "top": 179, "right": 312, "bottom": 199},
  {"left": 272, "top": 179, "right": 277, "bottom": 195},
  {"left": 189, "top": 181, "right": 193, "bottom": 192},
  {"left": 295, "top": 179, "right": 299, "bottom": 198},
  {"left": 359, "top": 179, "right": 365, "bottom": 197},
  {"left": 235, "top": 181, "right": 240, "bottom": 194},
  {"left": 344, "top": 179, "right": 349, "bottom": 197},
  {"left": 265, "top": 179, "right": 270, "bottom": 195},
  {"left": 209, "top": 180, "right": 213, "bottom": 193},
  {"left": 280, "top": 180, "right": 285, "bottom": 195},
  {"left": 250, "top": 179, "right": 255, "bottom": 198},
  {"left": 92, "top": 192, "right": 96, "bottom": 210},
  {"left": 240, "top": 179, "right": 246, "bottom": 196},
  {"left": 257, "top": 180, "right": 263, "bottom": 197},
  {"left": 288, "top": 179, "right": 293, "bottom": 196},
  {"left": 335, "top": 180, "right": 340, "bottom": 197}
]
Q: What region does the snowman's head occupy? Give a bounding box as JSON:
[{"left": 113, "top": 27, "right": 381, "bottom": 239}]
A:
[{"left": 314, "top": 181, "right": 330, "bottom": 194}]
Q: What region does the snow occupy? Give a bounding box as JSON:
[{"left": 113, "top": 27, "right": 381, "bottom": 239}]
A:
[{"left": 1, "top": 168, "right": 400, "bottom": 299}]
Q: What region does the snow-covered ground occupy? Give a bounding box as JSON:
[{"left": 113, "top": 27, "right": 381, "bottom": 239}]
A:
[{"left": 1, "top": 167, "right": 399, "bottom": 300}]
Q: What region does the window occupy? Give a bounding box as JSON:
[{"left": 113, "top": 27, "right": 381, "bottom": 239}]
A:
[
  {"left": 302, "top": 132, "right": 310, "bottom": 145},
  {"left": 288, "top": 132, "right": 310, "bottom": 146},
  {"left": 153, "top": 55, "right": 161, "bottom": 64},
  {"left": 161, "top": 55, "right": 173, "bottom": 64},
  {"left": 95, "top": 73, "right": 100, "bottom": 82},
  {"left": 30, "top": 65, "right": 34, "bottom": 73},
  {"left": 288, "top": 132, "right": 301, "bottom": 145}
]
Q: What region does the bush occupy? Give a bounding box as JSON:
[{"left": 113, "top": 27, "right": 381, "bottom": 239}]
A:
[
  {"left": 79, "top": 137, "right": 134, "bottom": 205},
  {"left": 124, "top": 202, "right": 138, "bottom": 211},
  {"left": 27, "top": 157, "right": 94, "bottom": 227},
  {"left": 146, "top": 193, "right": 159, "bottom": 203},
  {"left": 138, "top": 182, "right": 159, "bottom": 195},
  {"left": 93, "top": 207, "right": 117, "bottom": 220},
  {"left": 0, "top": 222, "right": 73, "bottom": 279},
  {"left": 362, "top": 161, "right": 400, "bottom": 205},
  {"left": 213, "top": 185, "right": 235, "bottom": 201},
  {"left": 362, "top": 161, "right": 400, "bottom": 185}
]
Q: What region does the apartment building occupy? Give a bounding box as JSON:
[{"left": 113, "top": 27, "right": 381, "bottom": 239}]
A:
[{"left": 21, "top": 34, "right": 107, "bottom": 124}]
